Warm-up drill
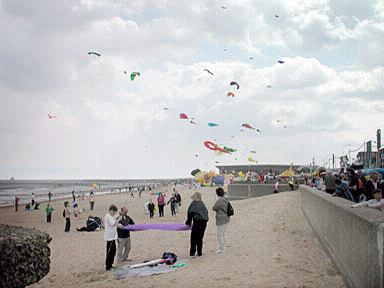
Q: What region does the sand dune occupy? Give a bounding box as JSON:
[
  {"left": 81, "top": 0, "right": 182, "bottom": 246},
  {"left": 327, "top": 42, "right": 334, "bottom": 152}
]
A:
[{"left": 0, "top": 187, "right": 345, "bottom": 287}]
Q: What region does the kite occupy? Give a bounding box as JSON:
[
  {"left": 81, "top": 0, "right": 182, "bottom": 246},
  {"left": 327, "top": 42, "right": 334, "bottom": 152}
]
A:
[
  {"left": 249, "top": 57, "right": 254, "bottom": 60},
  {"left": 275, "top": 14, "right": 279, "bottom": 18},
  {"left": 190, "top": 120, "right": 197, "bottom": 125},
  {"left": 162, "top": 107, "right": 174, "bottom": 111},
  {"left": 250, "top": 151, "right": 256, "bottom": 154},
  {"left": 278, "top": 60, "right": 285, "bottom": 64},
  {"left": 204, "top": 69, "right": 214, "bottom": 76},
  {"left": 267, "top": 85, "right": 273, "bottom": 88},
  {"left": 223, "top": 146, "right": 236, "bottom": 153},
  {"left": 179, "top": 113, "right": 189, "bottom": 119},
  {"left": 227, "top": 92, "right": 235, "bottom": 97},
  {"left": 47, "top": 114, "right": 57, "bottom": 119},
  {"left": 208, "top": 122, "right": 219, "bottom": 127},
  {"left": 242, "top": 123, "right": 255, "bottom": 130},
  {"left": 88, "top": 52, "right": 101, "bottom": 57},
  {"left": 256, "top": 129, "right": 262, "bottom": 133},
  {"left": 191, "top": 169, "right": 201, "bottom": 176},
  {"left": 130, "top": 72, "right": 140, "bottom": 81},
  {"left": 123, "top": 223, "right": 191, "bottom": 231},
  {"left": 248, "top": 157, "right": 258, "bottom": 163},
  {"left": 230, "top": 81, "right": 240, "bottom": 90},
  {"left": 221, "top": 6, "right": 227, "bottom": 9},
  {"left": 203, "top": 141, "right": 231, "bottom": 154}
]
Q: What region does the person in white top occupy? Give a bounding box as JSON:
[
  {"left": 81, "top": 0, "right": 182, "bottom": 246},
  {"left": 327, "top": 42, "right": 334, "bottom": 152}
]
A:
[
  {"left": 104, "top": 205, "right": 123, "bottom": 271},
  {"left": 352, "top": 189, "right": 384, "bottom": 209}
]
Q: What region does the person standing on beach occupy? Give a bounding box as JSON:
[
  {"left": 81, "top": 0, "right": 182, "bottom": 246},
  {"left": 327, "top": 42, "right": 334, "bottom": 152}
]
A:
[
  {"left": 45, "top": 203, "right": 54, "bottom": 223},
  {"left": 89, "top": 191, "right": 95, "bottom": 211},
  {"left": 138, "top": 187, "right": 143, "bottom": 198},
  {"left": 48, "top": 191, "right": 52, "bottom": 202},
  {"left": 64, "top": 201, "right": 71, "bottom": 232},
  {"left": 104, "top": 205, "right": 123, "bottom": 271},
  {"left": 31, "top": 193, "right": 36, "bottom": 207},
  {"left": 273, "top": 180, "right": 279, "bottom": 193},
  {"left": 71, "top": 190, "right": 76, "bottom": 202},
  {"left": 186, "top": 192, "right": 209, "bottom": 257},
  {"left": 212, "top": 188, "right": 230, "bottom": 253},
  {"left": 117, "top": 207, "right": 135, "bottom": 263},
  {"left": 157, "top": 192, "right": 165, "bottom": 217},
  {"left": 15, "top": 195, "right": 20, "bottom": 212},
  {"left": 129, "top": 187, "right": 134, "bottom": 199},
  {"left": 148, "top": 200, "right": 155, "bottom": 218},
  {"left": 174, "top": 190, "right": 181, "bottom": 215}
]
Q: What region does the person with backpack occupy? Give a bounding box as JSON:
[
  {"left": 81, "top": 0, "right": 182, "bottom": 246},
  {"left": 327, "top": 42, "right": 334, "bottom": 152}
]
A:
[{"left": 212, "top": 187, "right": 231, "bottom": 253}]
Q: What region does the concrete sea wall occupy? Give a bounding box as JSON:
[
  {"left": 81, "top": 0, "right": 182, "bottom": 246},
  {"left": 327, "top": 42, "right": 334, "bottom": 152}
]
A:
[
  {"left": 228, "top": 183, "right": 295, "bottom": 200},
  {"left": 300, "top": 186, "right": 384, "bottom": 288}
]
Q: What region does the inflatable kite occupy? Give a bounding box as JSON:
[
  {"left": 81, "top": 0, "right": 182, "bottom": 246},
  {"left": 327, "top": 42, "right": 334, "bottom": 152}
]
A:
[
  {"left": 130, "top": 72, "right": 140, "bottom": 81},
  {"left": 204, "top": 69, "right": 214, "bottom": 75},
  {"left": 123, "top": 223, "right": 191, "bottom": 231},
  {"left": 230, "top": 81, "right": 240, "bottom": 90},
  {"left": 227, "top": 92, "right": 235, "bottom": 97},
  {"left": 88, "top": 51, "right": 101, "bottom": 57},
  {"left": 208, "top": 122, "right": 219, "bottom": 127},
  {"left": 242, "top": 123, "right": 255, "bottom": 130},
  {"left": 204, "top": 141, "right": 231, "bottom": 154},
  {"left": 179, "top": 113, "right": 188, "bottom": 119}
]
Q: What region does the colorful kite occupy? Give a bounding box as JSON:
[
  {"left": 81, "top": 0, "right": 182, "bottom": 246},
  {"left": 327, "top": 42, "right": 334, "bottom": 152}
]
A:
[
  {"left": 242, "top": 123, "right": 255, "bottom": 130},
  {"left": 227, "top": 92, "right": 235, "bottom": 97},
  {"left": 223, "top": 146, "right": 236, "bottom": 153},
  {"left": 230, "top": 81, "right": 240, "bottom": 90},
  {"left": 248, "top": 157, "right": 258, "bottom": 163},
  {"left": 203, "top": 141, "right": 231, "bottom": 154},
  {"left": 179, "top": 113, "right": 189, "bottom": 119},
  {"left": 191, "top": 169, "right": 201, "bottom": 176},
  {"left": 208, "top": 122, "right": 219, "bottom": 127},
  {"left": 130, "top": 72, "right": 140, "bottom": 81},
  {"left": 88, "top": 51, "right": 101, "bottom": 57}
]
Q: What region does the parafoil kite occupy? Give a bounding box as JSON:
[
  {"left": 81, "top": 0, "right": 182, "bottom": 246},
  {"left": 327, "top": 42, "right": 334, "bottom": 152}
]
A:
[
  {"left": 88, "top": 52, "right": 101, "bottom": 57},
  {"left": 278, "top": 60, "right": 285, "bottom": 64},
  {"left": 208, "top": 122, "right": 219, "bottom": 127},
  {"left": 204, "top": 69, "right": 214, "bottom": 75},
  {"left": 179, "top": 113, "right": 189, "bottom": 119},
  {"left": 227, "top": 92, "right": 235, "bottom": 97},
  {"left": 130, "top": 72, "right": 140, "bottom": 81},
  {"left": 242, "top": 123, "right": 255, "bottom": 130},
  {"left": 230, "top": 81, "right": 240, "bottom": 90}
]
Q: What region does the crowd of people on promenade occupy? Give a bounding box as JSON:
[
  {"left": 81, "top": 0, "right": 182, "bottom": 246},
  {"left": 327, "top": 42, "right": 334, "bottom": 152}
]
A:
[{"left": 309, "top": 169, "right": 384, "bottom": 209}]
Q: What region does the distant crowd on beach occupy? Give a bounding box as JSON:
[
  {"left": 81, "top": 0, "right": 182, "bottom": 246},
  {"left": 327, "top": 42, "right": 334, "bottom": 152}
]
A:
[{"left": 307, "top": 168, "right": 384, "bottom": 209}]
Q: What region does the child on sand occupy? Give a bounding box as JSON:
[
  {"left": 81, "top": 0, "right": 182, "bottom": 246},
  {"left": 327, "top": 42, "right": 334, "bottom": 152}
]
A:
[
  {"left": 45, "top": 203, "right": 55, "bottom": 223},
  {"left": 148, "top": 200, "right": 155, "bottom": 218},
  {"left": 352, "top": 189, "right": 384, "bottom": 209}
]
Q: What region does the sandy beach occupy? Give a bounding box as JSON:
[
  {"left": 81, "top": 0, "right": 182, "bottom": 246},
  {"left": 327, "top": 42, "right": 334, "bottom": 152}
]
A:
[{"left": 0, "top": 187, "right": 346, "bottom": 288}]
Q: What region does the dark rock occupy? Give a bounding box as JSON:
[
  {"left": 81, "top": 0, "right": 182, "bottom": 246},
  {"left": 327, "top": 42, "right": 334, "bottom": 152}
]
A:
[{"left": 0, "top": 224, "right": 51, "bottom": 288}]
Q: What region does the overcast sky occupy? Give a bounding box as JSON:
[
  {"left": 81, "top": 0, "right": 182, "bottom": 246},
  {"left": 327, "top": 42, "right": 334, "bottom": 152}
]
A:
[{"left": 1, "top": 0, "right": 383, "bottom": 179}]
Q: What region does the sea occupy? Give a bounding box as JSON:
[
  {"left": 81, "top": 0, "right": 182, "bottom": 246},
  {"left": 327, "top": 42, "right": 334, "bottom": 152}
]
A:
[{"left": 0, "top": 179, "right": 186, "bottom": 206}]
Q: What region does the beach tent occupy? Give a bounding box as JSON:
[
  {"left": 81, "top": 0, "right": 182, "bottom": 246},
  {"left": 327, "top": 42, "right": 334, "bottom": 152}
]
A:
[{"left": 279, "top": 169, "right": 295, "bottom": 177}]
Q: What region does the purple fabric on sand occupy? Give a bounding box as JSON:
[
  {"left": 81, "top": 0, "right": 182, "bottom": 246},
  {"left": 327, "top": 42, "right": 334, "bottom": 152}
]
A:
[{"left": 123, "top": 223, "right": 191, "bottom": 231}]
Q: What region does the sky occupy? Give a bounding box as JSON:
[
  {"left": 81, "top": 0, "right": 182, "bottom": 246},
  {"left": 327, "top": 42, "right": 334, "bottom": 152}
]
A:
[{"left": 1, "top": 0, "right": 384, "bottom": 179}]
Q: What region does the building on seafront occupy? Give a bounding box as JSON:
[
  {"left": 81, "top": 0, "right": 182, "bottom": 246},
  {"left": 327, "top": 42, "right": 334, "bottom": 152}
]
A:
[{"left": 215, "top": 164, "right": 303, "bottom": 176}]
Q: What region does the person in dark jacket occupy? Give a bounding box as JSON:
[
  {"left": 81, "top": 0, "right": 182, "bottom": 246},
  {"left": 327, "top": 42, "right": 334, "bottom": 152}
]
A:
[
  {"left": 117, "top": 207, "right": 135, "bottom": 262},
  {"left": 333, "top": 179, "right": 355, "bottom": 202},
  {"left": 185, "top": 192, "right": 209, "bottom": 257},
  {"left": 364, "top": 172, "right": 381, "bottom": 201}
]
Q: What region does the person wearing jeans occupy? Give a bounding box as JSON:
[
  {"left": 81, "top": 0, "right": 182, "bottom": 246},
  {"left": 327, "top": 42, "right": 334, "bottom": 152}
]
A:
[
  {"left": 212, "top": 188, "right": 230, "bottom": 253},
  {"left": 117, "top": 207, "right": 135, "bottom": 262},
  {"left": 64, "top": 201, "right": 71, "bottom": 232},
  {"left": 104, "top": 205, "right": 123, "bottom": 271}
]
